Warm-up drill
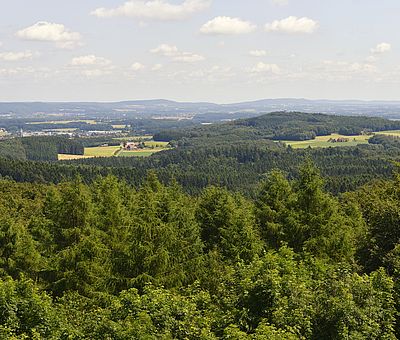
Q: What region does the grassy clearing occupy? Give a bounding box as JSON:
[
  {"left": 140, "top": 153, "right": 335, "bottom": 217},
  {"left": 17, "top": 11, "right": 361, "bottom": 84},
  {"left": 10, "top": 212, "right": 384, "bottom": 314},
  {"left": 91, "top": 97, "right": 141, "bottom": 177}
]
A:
[
  {"left": 58, "top": 154, "right": 94, "bottom": 161},
  {"left": 376, "top": 130, "right": 400, "bottom": 137},
  {"left": 84, "top": 146, "right": 121, "bottom": 157},
  {"left": 119, "top": 150, "right": 161, "bottom": 157},
  {"left": 59, "top": 142, "right": 169, "bottom": 160},
  {"left": 283, "top": 133, "right": 371, "bottom": 149},
  {"left": 144, "top": 141, "right": 169, "bottom": 148}
]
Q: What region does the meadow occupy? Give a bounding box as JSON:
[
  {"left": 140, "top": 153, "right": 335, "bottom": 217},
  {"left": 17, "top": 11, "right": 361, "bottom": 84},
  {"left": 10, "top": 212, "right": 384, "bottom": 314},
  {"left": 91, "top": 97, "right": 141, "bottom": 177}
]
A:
[
  {"left": 378, "top": 130, "right": 400, "bottom": 137},
  {"left": 282, "top": 133, "right": 370, "bottom": 149},
  {"left": 58, "top": 140, "right": 170, "bottom": 160}
]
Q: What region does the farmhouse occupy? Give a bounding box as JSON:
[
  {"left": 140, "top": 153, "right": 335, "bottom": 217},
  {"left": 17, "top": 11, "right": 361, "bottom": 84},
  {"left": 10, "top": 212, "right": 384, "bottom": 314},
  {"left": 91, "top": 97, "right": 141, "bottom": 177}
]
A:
[
  {"left": 328, "top": 137, "right": 349, "bottom": 143},
  {"left": 122, "top": 141, "right": 139, "bottom": 151}
]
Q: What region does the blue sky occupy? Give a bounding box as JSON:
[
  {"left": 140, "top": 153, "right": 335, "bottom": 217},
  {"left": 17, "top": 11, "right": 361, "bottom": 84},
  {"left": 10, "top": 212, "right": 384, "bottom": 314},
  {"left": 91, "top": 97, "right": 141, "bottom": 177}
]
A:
[{"left": 0, "top": 0, "right": 399, "bottom": 102}]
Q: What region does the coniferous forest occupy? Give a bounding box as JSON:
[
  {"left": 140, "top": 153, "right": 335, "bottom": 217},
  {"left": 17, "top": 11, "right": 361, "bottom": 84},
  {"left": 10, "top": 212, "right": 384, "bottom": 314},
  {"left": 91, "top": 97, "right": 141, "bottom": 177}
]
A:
[
  {"left": 1, "top": 162, "right": 400, "bottom": 339},
  {"left": 1, "top": 112, "right": 400, "bottom": 338}
]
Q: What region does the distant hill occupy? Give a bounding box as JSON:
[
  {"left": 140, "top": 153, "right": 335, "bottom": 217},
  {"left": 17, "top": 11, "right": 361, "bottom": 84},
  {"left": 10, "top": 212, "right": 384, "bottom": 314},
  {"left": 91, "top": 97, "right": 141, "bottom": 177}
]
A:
[
  {"left": 154, "top": 111, "right": 400, "bottom": 143},
  {"left": 2, "top": 98, "right": 400, "bottom": 120}
]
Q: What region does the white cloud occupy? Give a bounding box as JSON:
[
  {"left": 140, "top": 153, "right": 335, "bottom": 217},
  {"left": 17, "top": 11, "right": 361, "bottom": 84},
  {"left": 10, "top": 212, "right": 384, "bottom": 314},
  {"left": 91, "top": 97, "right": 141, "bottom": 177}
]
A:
[
  {"left": 200, "top": 16, "right": 256, "bottom": 35},
  {"left": 152, "top": 63, "right": 163, "bottom": 71},
  {"left": 70, "top": 55, "right": 112, "bottom": 67},
  {"left": 0, "top": 67, "right": 34, "bottom": 77},
  {"left": 91, "top": 0, "right": 211, "bottom": 21},
  {"left": 131, "top": 62, "right": 145, "bottom": 71},
  {"left": 250, "top": 62, "right": 281, "bottom": 74},
  {"left": 173, "top": 52, "right": 204, "bottom": 62},
  {"left": 151, "top": 44, "right": 204, "bottom": 62},
  {"left": 313, "top": 60, "right": 378, "bottom": 81},
  {"left": 16, "top": 21, "right": 82, "bottom": 49},
  {"left": 371, "top": 42, "right": 391, "bottom": 54},
  {"left": 151, "top": 44, "right": 179, "bottom": 57},
  {"left": 69, "top": 55, "right": 114, "bottom": 77},
  {"left": 271, "top": 0, "right": 288, "bottom": 5},
  {"left": 249, "top": 50, "right": 267, "bottom": 57},
  {"left": 80, "top": 69, "right": 112, "bottom": 77},
  {"left": 366, "top": 55, "right": 377, "bottom": 63},
  {"left": 265, "top": 16, "right": 318, "bottom": 34},
  {"left": 0, "top": 51, "right": 37, "bottom": 62}
]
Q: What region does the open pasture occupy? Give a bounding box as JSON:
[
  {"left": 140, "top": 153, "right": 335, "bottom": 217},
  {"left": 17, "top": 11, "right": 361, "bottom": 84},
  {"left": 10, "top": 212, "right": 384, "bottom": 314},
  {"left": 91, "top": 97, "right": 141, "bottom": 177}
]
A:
[
  {"left": 283, "top": 133, "right": 371, "bottom": 149},
  {"left": 376, "top": 130, "right": 400, "bottom": 137},
  {"left": 119, "top": 150, "right": 161, "bottom": 157}
]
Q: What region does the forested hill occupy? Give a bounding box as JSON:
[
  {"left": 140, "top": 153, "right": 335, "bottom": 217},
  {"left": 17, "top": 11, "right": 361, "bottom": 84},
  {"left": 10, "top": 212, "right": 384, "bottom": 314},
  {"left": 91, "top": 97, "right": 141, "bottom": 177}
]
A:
[
  {"left": 1, "top": 112, "right": 400, "bottom": 196},
  {"left": 154, "top": 111, "right": 400, "bottom": 143}
]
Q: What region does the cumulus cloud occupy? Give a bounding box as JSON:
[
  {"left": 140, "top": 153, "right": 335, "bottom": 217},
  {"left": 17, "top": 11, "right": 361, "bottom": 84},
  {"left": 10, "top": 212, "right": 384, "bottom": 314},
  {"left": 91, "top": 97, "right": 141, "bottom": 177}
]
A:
[
  {"left": 151, "top": 44, "right": 204, "bottom": 62},
  {"left": 70, "top": 55, "right": 112, "bottom": 67},
  {"left": 131, "top": 62, "right": 145, "bottom": 71},
  {"left": 249, "top": 50, "right": 267, "bottom": 57},
  {"left": 265, "top": 16, "right": 318, "bottom": 34},
  {"left": 16, "top": 21, "right": 82, "bottom": 49},
  {"left": 151, "top": 44, "right": 179, "bottom": 57},
  {"left": 200, "top": 16, "right": 256, "bottom": 35},
  {"left": 91, "top": 0, "right": 211, "bottom": 21},
  {"left": 69, "top": 55, "right": 114, "bottom": 77},
  {"left": 250, "top": 62, "right": 281, "bottom": 74},
  {"left": 152, "top": 63, "right": 163, "bottom": 71},
  {"left": 0, "top": 67, "right": 36, "bottom": 77},
  {"left": 371, "top": 42, "right": 391, "bottom": 54},
  {"left": 0, "top": 51, "right": 38, "bottom": 62}
]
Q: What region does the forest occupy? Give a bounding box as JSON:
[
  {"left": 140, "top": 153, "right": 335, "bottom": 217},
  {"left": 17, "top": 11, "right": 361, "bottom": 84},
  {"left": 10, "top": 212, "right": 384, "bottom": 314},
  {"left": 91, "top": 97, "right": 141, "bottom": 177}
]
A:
[
  {"left": 153, "top": 112, "right": 400, "bottom": 142},
  {"left": 1, "top": 112, "right": 400, "bottom": 338},
  {"left": 1, "top": 162, "right": 400, "bottom": 339},
  {"left": 0, "top": 137, "right": 84, "bottom": 162}
]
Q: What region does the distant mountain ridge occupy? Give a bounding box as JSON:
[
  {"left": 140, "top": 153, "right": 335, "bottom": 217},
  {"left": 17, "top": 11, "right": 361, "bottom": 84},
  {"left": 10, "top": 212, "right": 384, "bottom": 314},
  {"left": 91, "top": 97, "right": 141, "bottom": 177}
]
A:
[{"left": 1, "top": 98, "right": 400, "bottom": 119}]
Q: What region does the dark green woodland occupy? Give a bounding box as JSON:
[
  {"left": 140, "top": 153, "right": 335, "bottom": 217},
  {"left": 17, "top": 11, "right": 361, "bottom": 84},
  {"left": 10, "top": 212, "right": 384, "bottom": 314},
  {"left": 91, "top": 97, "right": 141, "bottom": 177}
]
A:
[{"left": 1, "top": 112, "right": 400, "bottom": 338}]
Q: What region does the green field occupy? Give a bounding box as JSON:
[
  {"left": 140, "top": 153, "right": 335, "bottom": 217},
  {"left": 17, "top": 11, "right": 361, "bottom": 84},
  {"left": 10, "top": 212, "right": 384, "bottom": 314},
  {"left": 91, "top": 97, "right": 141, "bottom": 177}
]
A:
[
  {"left": 84, "top": 146, "right": 121, "bottom": 157},
  {"left": 58, "top": 154, "right": 93, "bottom": 161},
  {"left": 282, "top": 133, "right": 371, "bottom": 149},
  {"left": 143, "top": 141, "right": 169, "bottom": 148},
  {"left": 377, "top": 130, "right": 400, "bottom": 137},
  {"left": 119, "top": 150, "right": 160, "bottom": 157},
  {"left": 59, "top": 141, "right": 169, "bottom": 160}
]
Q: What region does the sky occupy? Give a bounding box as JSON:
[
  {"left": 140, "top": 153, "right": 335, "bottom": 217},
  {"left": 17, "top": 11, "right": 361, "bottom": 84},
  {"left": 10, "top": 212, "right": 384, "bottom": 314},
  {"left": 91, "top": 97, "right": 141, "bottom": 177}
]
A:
[{"left": 0, "top": 0, "right": 399, "bottom": 103}]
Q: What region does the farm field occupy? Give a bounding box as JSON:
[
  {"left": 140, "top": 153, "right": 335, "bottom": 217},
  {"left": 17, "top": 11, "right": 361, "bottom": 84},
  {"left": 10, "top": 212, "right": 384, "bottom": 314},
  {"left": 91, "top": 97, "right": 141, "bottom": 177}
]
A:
[
  {"left": 377, "top": 130, "right": 400, "bottom": 137},
  {"left": 84, "top": 146, "right": 120, "bottom": 157},
  {"left": 58, "top": 141, "right": 170, "bottom": 160},
  {"left": 283, "top": 133, "right": 371, "bottom": 149},
  {"left": 58, "top": 154, "right": 94, "bottom": 160},
  {"left": 144, "top": 141, "right": 169, "bottom": 148},
  {"left": 119, "top": 150, "right": 161, "bottom": 157}
]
